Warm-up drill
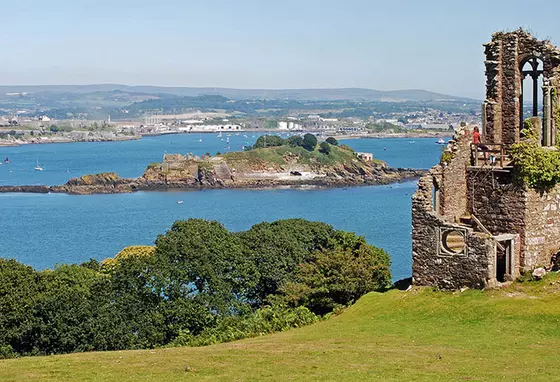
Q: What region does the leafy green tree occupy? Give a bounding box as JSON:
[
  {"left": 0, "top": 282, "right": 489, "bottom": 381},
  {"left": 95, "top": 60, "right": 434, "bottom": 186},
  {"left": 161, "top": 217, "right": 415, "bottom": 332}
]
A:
[
  {"left": 325, "top": 137, "right": 339, "bottom": 146},
  {"left": 254, "top": 135, "right": 285, "bottom": 149},
  {"left": 287, "top": 135, "right": 303, "bottom": 147},
  {"left": 319, "top": 141, "right": 332, "bottom": 155},
  {"left": 238, "top": 219, "right": 335, "bottom": 304},
  {"left": 279, "top": 231, "right": 391, "bottom": 315},
  {"left": 301, "top": 133, "right": 318, "bottom": 151},
  {"left": 153, "top": 219, "right": 259, "bottom": 334},
  {"left": 0, "top": 259, "right": 44, "bottom": 357}
]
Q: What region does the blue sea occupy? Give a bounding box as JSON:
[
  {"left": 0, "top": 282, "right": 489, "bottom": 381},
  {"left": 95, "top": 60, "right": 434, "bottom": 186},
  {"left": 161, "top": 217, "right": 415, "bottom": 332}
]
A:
[{"left": 0, "top": 134, "right": 444, "bottom": 281}]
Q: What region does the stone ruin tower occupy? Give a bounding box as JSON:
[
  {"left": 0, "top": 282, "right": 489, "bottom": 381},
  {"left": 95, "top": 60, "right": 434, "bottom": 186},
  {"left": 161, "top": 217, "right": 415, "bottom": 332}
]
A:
[{"left": 412, "top": 29, "right": 560, "bottom": 289}]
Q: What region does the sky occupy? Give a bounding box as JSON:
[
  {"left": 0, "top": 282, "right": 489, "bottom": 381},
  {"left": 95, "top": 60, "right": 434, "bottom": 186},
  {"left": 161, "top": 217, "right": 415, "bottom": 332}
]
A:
[{"left": 1, "top": 0, "right": 560, "bottom": 98}]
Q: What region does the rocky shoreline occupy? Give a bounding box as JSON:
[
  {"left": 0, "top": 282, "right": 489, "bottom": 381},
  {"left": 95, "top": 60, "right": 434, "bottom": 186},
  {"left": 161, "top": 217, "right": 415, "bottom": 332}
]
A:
[
  {"left": 0, "top": 167, "right": 425, "bottom": 195},
  {"left": 0, "top": 133, "right": 140, "bottom": 147}
]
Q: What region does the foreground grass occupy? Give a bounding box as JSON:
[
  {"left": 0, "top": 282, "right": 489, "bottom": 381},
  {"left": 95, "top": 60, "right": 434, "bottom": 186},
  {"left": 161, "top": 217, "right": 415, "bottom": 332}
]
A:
[{"left": 3, "top": 275, "right": 560, "bottom": 381}]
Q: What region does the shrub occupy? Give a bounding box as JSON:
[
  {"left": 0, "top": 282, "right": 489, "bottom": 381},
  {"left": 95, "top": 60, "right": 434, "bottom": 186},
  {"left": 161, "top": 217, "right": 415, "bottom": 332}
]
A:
[
  {"left": 171, "top": 305, "right": 318, "bottom": 347},
  {"left": 279, "top": 231, "right": 391, "bottom": 315},
  {"left": 254, "top": 135, "right": 285, "bottom": 148},
  {"left": 325, "top": 137, "right": 339, "bottom": 146},
  {"left": 287, "top": 135, "right": 303, "bottom": 147},
  {"left": 440, "top": 150, "right": 454, "bottom": 164},
  {"left": 302, "top": 133, "right": 317, "bottom": 151},
  {"left": 319, "top": 141, "right": 332, "bottom": 155},
  {"left": 510, "top": 119, "right": 560, "bottom": 192}
]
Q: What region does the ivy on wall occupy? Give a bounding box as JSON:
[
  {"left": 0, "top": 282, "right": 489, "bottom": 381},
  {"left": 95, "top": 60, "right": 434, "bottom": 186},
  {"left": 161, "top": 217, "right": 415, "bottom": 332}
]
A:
[{"left": 510, "top": 119, "right": 560, "bottom": 192}]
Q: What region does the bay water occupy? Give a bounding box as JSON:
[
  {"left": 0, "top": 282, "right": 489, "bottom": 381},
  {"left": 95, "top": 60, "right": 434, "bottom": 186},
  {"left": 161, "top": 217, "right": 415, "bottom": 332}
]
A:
[{"left": 0, "top": 134, "right": 444, "bottom": 280}]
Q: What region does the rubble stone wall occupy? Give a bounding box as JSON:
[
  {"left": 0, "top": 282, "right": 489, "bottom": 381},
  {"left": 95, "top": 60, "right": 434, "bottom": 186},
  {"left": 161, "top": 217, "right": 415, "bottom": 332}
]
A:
[
  {"left": 440, "top": 130, "right": 471, "bottom": 222},
  {"left": 523, "top": 187, "right": 560, "bottom": 269},
  {"left": 466, "top": 169, "right": 524, "bottom": 274},
  {"left": 412, "top": 171, "right": 496, "bottom": 290},
  {"left": 483, "top": 29, "right": 560, "bottom": 147}
]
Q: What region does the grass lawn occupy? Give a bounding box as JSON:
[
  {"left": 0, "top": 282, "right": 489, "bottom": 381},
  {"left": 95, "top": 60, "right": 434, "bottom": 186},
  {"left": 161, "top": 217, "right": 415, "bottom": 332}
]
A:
[{"left": 2, "top": 275, "right": 560, "bottom": 381}]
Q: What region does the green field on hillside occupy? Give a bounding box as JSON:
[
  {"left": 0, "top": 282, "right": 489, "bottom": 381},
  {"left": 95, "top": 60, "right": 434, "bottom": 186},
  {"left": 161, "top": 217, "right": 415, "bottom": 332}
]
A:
[{"left": 2, "top": 275, "right": 560, "bottom": 381}]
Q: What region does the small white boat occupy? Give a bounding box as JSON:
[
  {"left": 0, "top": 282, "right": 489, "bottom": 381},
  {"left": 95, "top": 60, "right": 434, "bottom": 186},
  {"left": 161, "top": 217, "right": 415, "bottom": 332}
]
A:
[
  {"left": 199, "top": 138, "right": 203, "bottom": 143},
  {"left": 34, "top": 160, "right": 43, "bottom": 171},
  {"left": 435, "top": 138, "right": 446, "bottom": 145},
  {"left": 177, "top": 200, "right": 184, "bottom": 204}
]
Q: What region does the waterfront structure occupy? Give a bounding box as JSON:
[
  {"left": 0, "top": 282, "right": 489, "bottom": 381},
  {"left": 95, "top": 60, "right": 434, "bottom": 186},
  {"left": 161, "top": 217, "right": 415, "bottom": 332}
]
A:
[{"left": 412, "top": 30, "right": 560, "bottom": 289}]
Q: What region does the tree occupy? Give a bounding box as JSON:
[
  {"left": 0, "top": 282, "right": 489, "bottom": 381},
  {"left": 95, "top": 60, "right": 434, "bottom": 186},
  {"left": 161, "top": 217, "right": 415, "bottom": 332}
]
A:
[
  {"left": 319, "top": 141, "right": 332, "bottom": 155},
  {"left": 301, "top": 133, "right": 318, "bottom": 151},
  {"left": 279, "top": 231, "right": 391, "bottom": 315},
  {"left": 325, "top": 137, "right": 339, "bottom": 146},
  {"left": 153, "top": 219, "right": 259, "bottom": 331},
  {"left": 238, "top": 219, "right": 335, "bottom": 304},
  {"left": 287, "top": 135, "right": 303, "bottom": 147},
  {"left": 254, "top": 135, "right": 285, "bottom": 149},
  {"left": 0, "top": 259, "right": 44, "bottom": 357}
]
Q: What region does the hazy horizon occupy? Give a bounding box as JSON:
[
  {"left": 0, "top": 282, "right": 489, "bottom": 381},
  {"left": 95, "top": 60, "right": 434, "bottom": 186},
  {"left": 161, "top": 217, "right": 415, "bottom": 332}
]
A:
[{"left": 2, "top": 0, "right": 560, "bottom": 99}]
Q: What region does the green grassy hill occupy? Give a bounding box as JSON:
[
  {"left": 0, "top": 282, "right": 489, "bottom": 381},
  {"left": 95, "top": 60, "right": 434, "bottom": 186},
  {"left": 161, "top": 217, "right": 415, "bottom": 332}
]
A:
[
  {"left": 222, "top": 144, "right": 377, "bottom": 170},
  {"left": 2, "top": 274, "right": 560, "bottom": 381}
]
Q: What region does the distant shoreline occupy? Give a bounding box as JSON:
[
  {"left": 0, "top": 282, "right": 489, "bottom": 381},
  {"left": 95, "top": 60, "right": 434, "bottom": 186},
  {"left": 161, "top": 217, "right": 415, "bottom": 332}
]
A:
[
  {"left": 0, "top": 134, "right": 140, "bottom": 147},
  {"left": 0, "top": 129, "right": 452, "bottom": 147}
]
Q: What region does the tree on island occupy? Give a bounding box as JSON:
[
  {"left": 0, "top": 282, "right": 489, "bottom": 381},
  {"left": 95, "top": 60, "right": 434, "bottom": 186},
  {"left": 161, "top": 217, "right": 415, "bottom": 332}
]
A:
[
  {"left": 254, "top": 135, "right": 285, "bottom": 149},
  {"left": 302, "top": 133, "right": 318, "bottom": 151},
  {"left": 325, "top": 137, "right": 339, "bottom": 146},
  {"left": 319, "top": 141, "right": 332, "bottom": 155}
]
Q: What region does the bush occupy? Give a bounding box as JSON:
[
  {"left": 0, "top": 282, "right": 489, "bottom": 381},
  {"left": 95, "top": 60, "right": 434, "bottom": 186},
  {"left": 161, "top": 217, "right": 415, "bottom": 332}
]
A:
[
  {"left": 279, "top": 231, "right": 392, "bottom": 315},
  {"left": 440, "top": 150, "right": 454, "bottom": 164},
  {"left": 302, "top": 133, "right": 318, "bottom": 151},
  {"left": 319, "top": 141, "right": 332, "bottom": 155},
  {"left": 287, "top": 135, "right": 303, "bottom": 147},
  {"left": 254, "top": 135, "right": 285, "bottom": 148},
  {"left": 325, "top": 137, "right": 339, "bottom": 146},
  {"left": 510, "top": 119, "right": 560, "bottom": 192},
  {"left": 171, "top": 305, "right": 318, "bottom": 347},
  {"left": 0, "top": 219, "right": 391, "bottom": 357}
]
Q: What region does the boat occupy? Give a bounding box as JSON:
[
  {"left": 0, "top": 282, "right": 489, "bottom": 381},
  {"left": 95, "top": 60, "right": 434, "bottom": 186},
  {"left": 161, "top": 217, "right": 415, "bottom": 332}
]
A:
[
  {"left": 4, "top": 157, "right": 9, "bottom": 164},
  {"left": 34, "top": 160, "right": 43, "bottom": 171},
  {"left": 177, "top": 200, "right": 184, "bottom": 204},
  {"left": 199, "top": 138, "right": 203, "bottom": 143},
  {"left": 435, "top": 138, "right": 446, "bottom": 145}
]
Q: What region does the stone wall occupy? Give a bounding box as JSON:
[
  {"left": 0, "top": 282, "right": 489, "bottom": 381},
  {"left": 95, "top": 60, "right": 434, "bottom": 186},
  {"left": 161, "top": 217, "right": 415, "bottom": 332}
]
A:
[
  {"left": 523, "top": 187, "right": 560, "bottom": 269},
  {"left": 412, "top": 168, "right": 497, "bottom": 290},
  {"left": 440, "top": 129, "right": 471, "bottom": 222},
  {"left": 466, "top": 168, "right": 560, "bottom": 271},
  {"left": 482, "top": 30, "right": 560, "bottom": 147},
  {"left": 466, "top": 168, "right": 524, "bottom": 275}
]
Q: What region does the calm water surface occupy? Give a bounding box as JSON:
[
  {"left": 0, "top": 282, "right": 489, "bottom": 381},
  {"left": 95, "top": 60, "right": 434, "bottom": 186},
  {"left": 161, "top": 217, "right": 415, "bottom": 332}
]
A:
[{"left": 0, "top": 134, "right": 444, "bottom": 280}]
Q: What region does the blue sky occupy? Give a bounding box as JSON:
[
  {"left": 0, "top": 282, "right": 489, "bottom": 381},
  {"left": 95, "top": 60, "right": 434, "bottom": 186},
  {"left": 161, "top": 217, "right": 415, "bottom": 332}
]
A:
[{"left": 1, "top": 0, "right": 559, "bottom": 98}]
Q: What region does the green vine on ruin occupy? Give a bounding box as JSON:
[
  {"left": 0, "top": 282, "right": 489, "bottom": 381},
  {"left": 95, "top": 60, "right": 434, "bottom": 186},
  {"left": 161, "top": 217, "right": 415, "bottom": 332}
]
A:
[
  {"left": 510, "top": 118, "right": 560, "bottom": 192},
  {"left": 439, "top": 149, "right": 455, "bottom": 165}
]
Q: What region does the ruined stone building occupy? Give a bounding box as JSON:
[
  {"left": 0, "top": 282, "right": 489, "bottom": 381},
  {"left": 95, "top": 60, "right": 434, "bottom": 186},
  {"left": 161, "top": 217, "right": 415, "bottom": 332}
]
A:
[{"left": 412, "top": 30, "right": 560, "bottom": 289}]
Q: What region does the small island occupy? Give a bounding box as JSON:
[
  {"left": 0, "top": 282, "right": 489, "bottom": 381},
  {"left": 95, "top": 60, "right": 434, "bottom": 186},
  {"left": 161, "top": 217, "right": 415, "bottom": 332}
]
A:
[{"left": 0, "top": 134, "right": 424, "bottom": 194}]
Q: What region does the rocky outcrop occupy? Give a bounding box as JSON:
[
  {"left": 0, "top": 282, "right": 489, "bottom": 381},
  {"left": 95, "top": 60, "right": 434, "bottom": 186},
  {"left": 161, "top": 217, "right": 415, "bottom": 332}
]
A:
[
  {"left": 50, "top": 172, "right": 135, "bottom": 194},
  {"left": 0, "top": 150, "right": 426, "bottom": 195}
]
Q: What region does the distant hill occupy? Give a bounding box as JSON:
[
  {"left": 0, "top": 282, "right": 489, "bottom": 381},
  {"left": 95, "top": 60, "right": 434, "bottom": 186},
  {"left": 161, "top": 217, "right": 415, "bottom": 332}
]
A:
[{"left": 0, "top": 85, "right": 477, "bottom": 102}]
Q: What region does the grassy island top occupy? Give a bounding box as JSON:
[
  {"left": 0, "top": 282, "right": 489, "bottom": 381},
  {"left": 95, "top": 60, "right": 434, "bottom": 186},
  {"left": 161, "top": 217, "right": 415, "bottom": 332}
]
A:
[{"left": 220, "top": 134, "right": 383, "bottom": 169}]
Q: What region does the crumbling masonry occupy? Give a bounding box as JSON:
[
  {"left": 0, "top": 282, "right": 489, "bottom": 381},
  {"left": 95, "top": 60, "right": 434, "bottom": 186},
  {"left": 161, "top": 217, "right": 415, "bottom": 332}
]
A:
[{"left": 412, "top": 30, "right": 560, "bottom": 289}]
